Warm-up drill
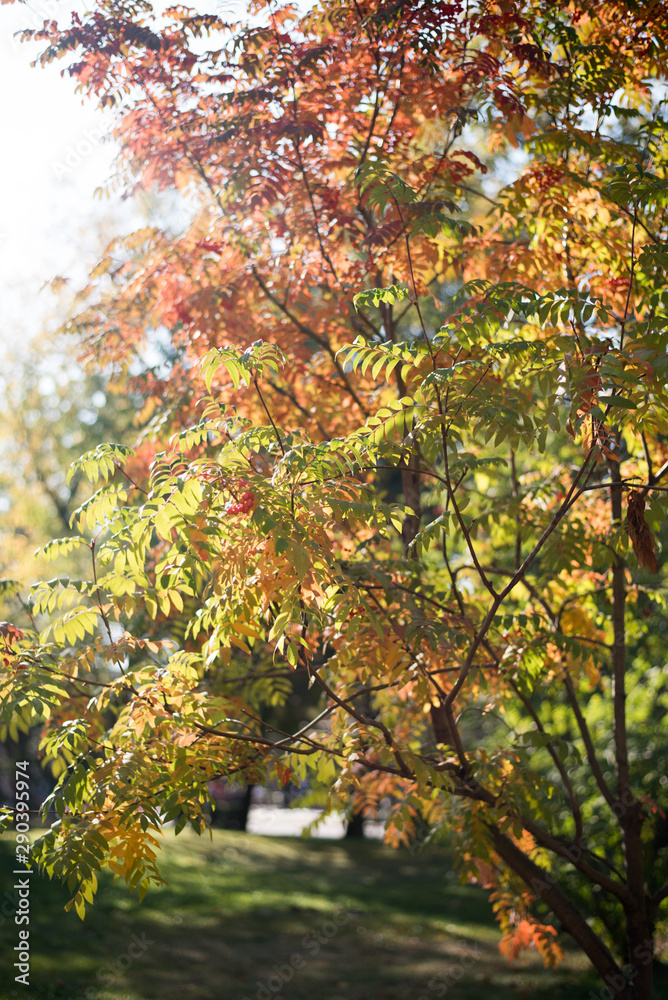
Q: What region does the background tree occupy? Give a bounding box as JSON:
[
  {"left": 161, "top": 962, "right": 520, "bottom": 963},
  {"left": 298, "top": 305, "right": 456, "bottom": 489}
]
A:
[
  {"left": 3, "top": 2, "right": 668, "bottom": 998},
  {"left": 0, "top": 324, "right": 139, "bottom": 820}
]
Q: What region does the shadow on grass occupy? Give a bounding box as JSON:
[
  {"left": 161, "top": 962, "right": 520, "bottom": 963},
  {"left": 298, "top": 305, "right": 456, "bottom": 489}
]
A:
[{"left": 0, "top": 830, "right": 607, "bottom": 1000}]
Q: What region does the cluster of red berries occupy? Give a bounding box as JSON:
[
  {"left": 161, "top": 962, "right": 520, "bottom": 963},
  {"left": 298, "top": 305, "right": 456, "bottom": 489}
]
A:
[
  {"left": 226, "top": 491, "right": 255, "bottom": 516},
  {"left": 528, "top": 165, "right": 564, "bottom": 194}
]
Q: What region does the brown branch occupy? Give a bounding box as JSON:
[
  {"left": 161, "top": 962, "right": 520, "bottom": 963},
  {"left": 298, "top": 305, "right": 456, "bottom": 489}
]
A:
[
  {"left": 562, "top": 673, "right": 617, "bottom": 811},
  {"left": 253, "top": 375, "right": 285, "bottom": 457},
  {"left": 444, "top": 450, "right": 597, "bottom": 719},
  {"left": 293, "top": 139, "right": 339, "bottom": 285},
  {"left": 250, "top": 267, "right": 369, "bottom": 415},
  {"left": 488, "top": 826, "right": 626, "bottom": 987},
  {"left": 509, "top": 678, "right": 584, "bottom": 844}
]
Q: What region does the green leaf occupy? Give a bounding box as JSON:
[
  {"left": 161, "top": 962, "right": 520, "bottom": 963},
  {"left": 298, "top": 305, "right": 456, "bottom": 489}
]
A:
[
  {"left": 353, "top": 285, "right": 409, "bottom": 311},
  {"left": 599, "top": 395, "right": 637, "bottom": 409}
]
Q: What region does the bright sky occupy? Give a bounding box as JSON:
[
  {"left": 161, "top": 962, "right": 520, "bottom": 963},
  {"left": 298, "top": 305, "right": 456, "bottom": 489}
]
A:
[
  {"left": 0, "top": 1, "right": 122, "bottom": 345},
  {"left": 0, "top": 0, "right": 313, "bottom": 359},
  {"left": 0, "top": 0, "right": 257, "bottom": 351}
]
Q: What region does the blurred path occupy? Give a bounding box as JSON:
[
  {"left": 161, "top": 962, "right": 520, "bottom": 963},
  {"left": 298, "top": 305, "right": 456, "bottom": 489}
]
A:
[{"left": 247, "top": 805, "right": 384, "bottom": 839}]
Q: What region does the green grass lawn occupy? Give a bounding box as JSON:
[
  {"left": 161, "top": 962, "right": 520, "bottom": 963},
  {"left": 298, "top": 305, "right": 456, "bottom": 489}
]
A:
[{"left": 0, "top": 829, "right": 624, "bottom": 1000}]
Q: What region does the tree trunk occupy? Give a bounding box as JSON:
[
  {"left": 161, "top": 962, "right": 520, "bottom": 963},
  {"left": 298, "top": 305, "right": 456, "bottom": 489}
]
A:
[
  {"left": 236, "top": 784, "right": 254, "bottom": 832},
  {"left": 345, "top": 809, "right": 365, "bottom": 838},
  {"left": 609, "top": 457, "right": 654, "bottom": 999},
  {"left": 489, "top": 826, "right": 643, "bottom": 998}
]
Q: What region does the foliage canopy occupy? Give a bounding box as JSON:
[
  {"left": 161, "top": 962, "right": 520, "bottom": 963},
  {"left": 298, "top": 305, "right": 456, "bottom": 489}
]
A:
[{"left": 3, "top": 2, "right": 668, "bottom": 996}]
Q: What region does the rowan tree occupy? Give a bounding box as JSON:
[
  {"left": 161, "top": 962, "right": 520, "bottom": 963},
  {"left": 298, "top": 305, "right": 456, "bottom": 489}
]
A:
[{"left": 3, "top": 2, "right": 668, "bottom": 997}]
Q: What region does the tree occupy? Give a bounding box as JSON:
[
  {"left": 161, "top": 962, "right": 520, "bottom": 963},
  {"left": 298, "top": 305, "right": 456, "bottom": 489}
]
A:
[
  {"left": 0, "top": 330, "right": 137, "bottom": 548},
  {"left": 3, "top": 2, "right": 668, "bottom": 996},
  {"left": 0, "top": 325, "right": 140, "bottom": 817}
]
